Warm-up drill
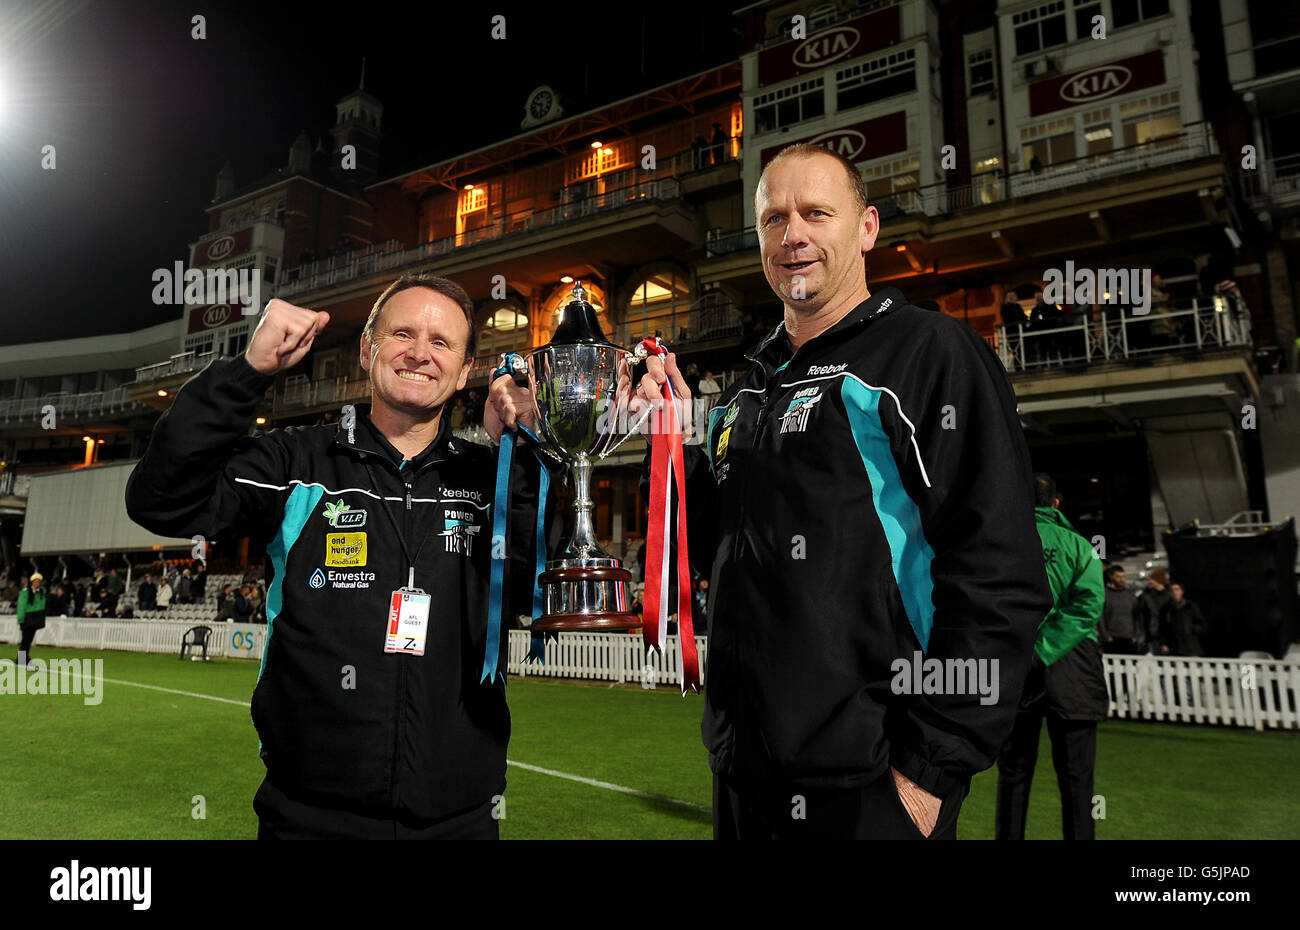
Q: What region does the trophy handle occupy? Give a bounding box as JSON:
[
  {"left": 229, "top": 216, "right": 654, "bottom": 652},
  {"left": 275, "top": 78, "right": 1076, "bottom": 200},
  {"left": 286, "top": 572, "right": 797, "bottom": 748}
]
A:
[
  {"left": 600, "top": 338, "right": 670, "bottom": 459},
  {"left": 490, "top": 352, "right": 565, "bottom": 465}
]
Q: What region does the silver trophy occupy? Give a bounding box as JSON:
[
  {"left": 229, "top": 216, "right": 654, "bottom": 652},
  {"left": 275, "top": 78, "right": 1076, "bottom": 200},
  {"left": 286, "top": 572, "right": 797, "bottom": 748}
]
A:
[{"left": 501, "top": 282, "right": 649, "bottom": 632}]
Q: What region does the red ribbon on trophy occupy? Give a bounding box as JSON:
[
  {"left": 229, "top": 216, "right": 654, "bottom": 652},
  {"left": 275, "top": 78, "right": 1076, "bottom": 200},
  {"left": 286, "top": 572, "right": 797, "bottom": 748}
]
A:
[{"left": 638, "top": 337, "right": 701, "bottom": 695}]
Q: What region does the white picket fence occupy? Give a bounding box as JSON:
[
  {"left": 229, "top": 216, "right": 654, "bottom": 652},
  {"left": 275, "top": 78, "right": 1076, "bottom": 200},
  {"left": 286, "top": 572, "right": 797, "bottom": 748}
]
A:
[{"left": 1, "top": 616, "right": 1295, "bottom": 729}]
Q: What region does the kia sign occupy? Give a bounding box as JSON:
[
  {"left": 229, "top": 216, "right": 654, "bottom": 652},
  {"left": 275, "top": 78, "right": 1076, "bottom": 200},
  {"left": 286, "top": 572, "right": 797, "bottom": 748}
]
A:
[
  {"left": 1060, "top": 64, "right": 1131, "bottom": 103},
  {"left": 1029, "top": 50, "right": 1166, "bottom": 116},
  {"left": 759, "top": 111, "right": 907, "bottom": 167},
  {"left": 793, "top": 27, "right": 861, "bottom": 70},
  {"left": 807, "top": 128, "right": 867, "bottom": 160},
  {"left": 191, "top": 226, "right": 253, "bottom": 267},
  {"left": 758, "top": 6, "right": 901, "bottom": 86},
  {"left": 187, "top": 302, "right": 242, "bottom": 334}
]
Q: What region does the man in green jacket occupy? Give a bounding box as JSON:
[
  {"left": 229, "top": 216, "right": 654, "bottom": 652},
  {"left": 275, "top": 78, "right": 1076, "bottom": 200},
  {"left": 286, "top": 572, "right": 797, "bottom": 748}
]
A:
[
  {"left": 996, "top": 474, "right": 1108, "bottom": 839},
  {"left": 17, "top": 571, "right": 47, "bottom": 668}
]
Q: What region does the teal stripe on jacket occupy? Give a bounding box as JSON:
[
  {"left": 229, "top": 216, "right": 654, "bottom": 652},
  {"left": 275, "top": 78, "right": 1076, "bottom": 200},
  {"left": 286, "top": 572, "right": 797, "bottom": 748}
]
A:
[
  {"left": 261, "top": 484, "right": 325, "bottom": 684},
  {"left": 841, "top": 378, "right": 937, "bottom": 651}
]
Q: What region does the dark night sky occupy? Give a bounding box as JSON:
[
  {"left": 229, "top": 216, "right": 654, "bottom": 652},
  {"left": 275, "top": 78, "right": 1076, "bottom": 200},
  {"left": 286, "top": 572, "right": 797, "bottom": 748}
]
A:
[{"left": 0, "top": 0, "right": 741, "bottom": 347}]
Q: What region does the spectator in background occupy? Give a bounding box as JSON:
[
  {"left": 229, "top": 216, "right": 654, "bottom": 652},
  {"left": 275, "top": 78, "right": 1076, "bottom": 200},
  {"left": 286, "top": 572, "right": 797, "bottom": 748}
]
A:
[
  {"left": 996, "top": 474, "right": 1107, "bottom": 841},
  {"left": 710, "top": 122, "right": 727, "bottom": 165},
  {"left": 249, "top": 585, "right": 267, "bottom": 624},
  {"left": 451, "top": 396, "right": 467, "bottom": 431},
  {"left": 1134, "top": 568, "right": 1171, "bottom": 654},
  {"left": 46, "top": 583, "right": 70, "bottom": 618},
  {"left": 192, "top": 562, "right": 207, "bottom": 604},
  {"left": 692, "top": 133, "right": 707, "bottom": 170},
  {"left": 73, "top": 583, "right": 87, "bottom": 618},
  {"left": 16, "top": 572, "right": 47, "bottom": 667},
  {"left": 138, "top": 574, "right": 157, "bottom": 610},
  {"left": 214, "top": 584, "right": 237, "bottom": 622},
  {"left": 1156, "top": 581, "right": 1208, "bottom": 658},
  {"left": 1001, "top": 291, "right": 1024, "bottom": 331},
  {"left": 177, "top": 569, "right": 193, "bottom": 604},
  {"left": 234, "top": 584, "right": 254, "bottom": 624},
  {"left": 1099, "top": 564, "right": 1143, "bottom": 654},
  {"left": 684, "top": 363, "right": 701, "bottom": 397},
  {"left": 696, "top": 370, "right": 721, "bottom": 401},
  {"left": 105, "top": 568, "right": 125, "bottom": 600},
  {"left": 466, "top": 390, "right": 483, "bottom": 428},
  {"left": 156, "top": 576, "right": 173, "bottom": 611},
  {"left": 90, "top": 569, "right": 108, "bottom": 607},
  {"left": 1148, "top": 273, "right": 1177, "bottom": 347}
]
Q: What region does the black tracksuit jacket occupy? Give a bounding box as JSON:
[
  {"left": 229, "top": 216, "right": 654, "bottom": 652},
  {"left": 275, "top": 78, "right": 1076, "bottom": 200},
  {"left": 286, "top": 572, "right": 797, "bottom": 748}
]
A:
[
  {"left": 677, "top": 288, "right": 1051, "bottom": 799},
  {"left": 125, "top": 355, "right": 551, "bottom": 821}
]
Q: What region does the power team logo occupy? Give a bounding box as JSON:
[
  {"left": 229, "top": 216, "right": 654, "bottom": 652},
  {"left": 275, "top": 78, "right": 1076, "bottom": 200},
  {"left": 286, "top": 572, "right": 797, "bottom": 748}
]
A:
[
  {"left": 780, "top": 387, "right": 823, "bottom": 434},
  {"left": 325, "top": 532, "right": 367, "bottom": 567},
  {"left": 322, "top": 499, "right": 367, "bottom": 528},
  {"left": 441, "top": 510, "right": 481, "bottom": 557}
]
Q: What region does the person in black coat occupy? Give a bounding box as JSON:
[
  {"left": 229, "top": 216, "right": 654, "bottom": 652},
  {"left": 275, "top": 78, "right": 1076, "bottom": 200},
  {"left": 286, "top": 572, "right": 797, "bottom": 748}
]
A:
[
  {"left": 1156, "top": 582, "right": 1208, "bottom": 657},
  {"left": 137, "top": 574, "right": 158, "bottom": 610}
]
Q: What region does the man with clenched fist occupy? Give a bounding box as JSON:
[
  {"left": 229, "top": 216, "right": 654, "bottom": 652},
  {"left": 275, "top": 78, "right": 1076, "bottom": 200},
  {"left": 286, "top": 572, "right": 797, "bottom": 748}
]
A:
[{"left": 127, "top": 274, "right": 552, "bottom": 839}]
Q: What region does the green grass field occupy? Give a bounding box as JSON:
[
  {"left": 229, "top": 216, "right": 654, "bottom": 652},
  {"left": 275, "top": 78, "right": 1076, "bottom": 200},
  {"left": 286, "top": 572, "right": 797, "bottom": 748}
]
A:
[{"left": 1, "top": 647, "right": 1296, "bottom": 839}]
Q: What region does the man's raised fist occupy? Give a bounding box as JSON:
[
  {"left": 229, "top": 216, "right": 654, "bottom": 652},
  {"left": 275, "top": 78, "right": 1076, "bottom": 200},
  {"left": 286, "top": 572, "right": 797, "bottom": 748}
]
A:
[{"left": 245, "top": 299, "right": 330, "bottom": 376}]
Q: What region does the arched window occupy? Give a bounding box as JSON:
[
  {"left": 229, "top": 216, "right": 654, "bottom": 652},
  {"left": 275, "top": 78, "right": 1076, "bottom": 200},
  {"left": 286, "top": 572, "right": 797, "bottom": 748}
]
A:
[
  {"left": 623, "top": 268, "right": 692, "bottom": 345},
  {"left": 478, "top": 303, "right": 530, "bottom": 367}
]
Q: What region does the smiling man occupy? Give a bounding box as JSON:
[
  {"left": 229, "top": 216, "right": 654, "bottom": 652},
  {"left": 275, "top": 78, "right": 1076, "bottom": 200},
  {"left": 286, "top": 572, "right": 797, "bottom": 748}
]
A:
[
  {"left": 127, "top": 274, "right": 550, "bottom": 839},
  {"left": 623, "top": 143, "right": 1051, "bottom": 839}
]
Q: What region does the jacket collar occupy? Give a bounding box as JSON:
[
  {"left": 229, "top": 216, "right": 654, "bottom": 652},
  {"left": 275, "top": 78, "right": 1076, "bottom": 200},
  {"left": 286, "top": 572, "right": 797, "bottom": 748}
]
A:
[
  {"left": 1035, "top": 505, "right": 1076, "bottom": 532},
  {"left": 746, "top": 287, "right": 906, "bottom": 368},
  {"left": 331, "top": 401, "right": 454, "bottom": 471}
]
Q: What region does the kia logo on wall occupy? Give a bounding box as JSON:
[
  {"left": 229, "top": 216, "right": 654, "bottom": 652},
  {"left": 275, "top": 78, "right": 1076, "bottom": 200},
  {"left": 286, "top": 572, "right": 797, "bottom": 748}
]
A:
[
  {"left": 1060, "top": 64, "right": 1132, "bottom": 103},
  {"left": 808, "top": 128, "right": 867, "bottom": 161},
  {"left": 202, "top": 304, "right": 231, "bottom": 328},
  {"left": 793, "top": 26, "right": 860, "bottom": 69},
  {"left": 205, "top": 236, "right": 235, "bottom": 262}
]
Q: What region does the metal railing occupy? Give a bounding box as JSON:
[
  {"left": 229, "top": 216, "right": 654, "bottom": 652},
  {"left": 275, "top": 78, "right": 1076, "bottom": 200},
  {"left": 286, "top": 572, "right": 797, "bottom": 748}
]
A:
[
  {"left": 1240, "top": 153, "right": 1300, "bottom": 206},
  {"left": 994, "top": 295, "right": 1252, "bottom": 372},
  {"left": 0, "top": 385, "right": 148, "bottom": 425},
  {"left": 277, "top": 179, "right": 685, "bottom": 299},
  {"left": 133, "top": 352, "right": 218, "bottom": 385},
  {"left": 271, "top": 377, "right": 370, "bottom": 414},
  {"left": 1008, "top": 123, "right": 1218, "bottom": 199}
]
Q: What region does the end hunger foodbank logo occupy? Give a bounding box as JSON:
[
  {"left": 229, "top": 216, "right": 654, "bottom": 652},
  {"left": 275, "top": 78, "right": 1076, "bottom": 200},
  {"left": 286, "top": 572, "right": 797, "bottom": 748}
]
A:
[
  {"left": 322, "top": 499, "right": 367, "bottom": 528},
  {"left": 779, "top": 387, "right": 822, "bottom": 434},
  {"left": 325, "top": 532, "right": 367, "bottom": 567},
  {"left": 441, "top": 511, "right": 481, "bottom": 557}
]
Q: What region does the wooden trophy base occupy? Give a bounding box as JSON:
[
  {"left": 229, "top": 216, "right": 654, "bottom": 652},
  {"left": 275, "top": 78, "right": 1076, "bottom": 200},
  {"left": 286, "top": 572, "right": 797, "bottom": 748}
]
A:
[{"left": 531, "top": 564, "right": 639, "bottom": 633}]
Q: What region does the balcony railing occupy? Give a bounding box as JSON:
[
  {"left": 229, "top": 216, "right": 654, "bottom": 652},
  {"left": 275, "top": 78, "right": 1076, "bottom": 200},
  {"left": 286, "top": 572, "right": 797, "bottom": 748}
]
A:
[
  {"left": 278, "top": 178, "right": 685, "bottom": 299},
  {"left": 134, "top": 352, "right": 218, "bottom": 385},
  {"left": 1007, "top": 123, "right": 1217, "bottom": 199},
  {"left": 993, "top": 296, "right": 1252, "bottom": 373},
  {"left": 1239, "top": 153, "right": 1300, "bottom": 206},
  {"left": 0, "top": 385, "right": 148, "bottom": 425},
  {"left": 272, "top": 376, "right": 371, "bottom": 414}
]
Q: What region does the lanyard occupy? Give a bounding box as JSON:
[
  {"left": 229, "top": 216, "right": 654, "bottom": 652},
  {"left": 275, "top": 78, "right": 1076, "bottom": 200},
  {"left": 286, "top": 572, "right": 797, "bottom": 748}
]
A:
[{"left": 363, "top": 460, "right": 428, "bottom": 590}]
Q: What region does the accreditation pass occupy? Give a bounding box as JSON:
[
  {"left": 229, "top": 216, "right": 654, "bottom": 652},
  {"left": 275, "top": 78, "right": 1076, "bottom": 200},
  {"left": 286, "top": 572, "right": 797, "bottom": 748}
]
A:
[{"left": 385, "top": 587, "right": 431, "bottom": 655}]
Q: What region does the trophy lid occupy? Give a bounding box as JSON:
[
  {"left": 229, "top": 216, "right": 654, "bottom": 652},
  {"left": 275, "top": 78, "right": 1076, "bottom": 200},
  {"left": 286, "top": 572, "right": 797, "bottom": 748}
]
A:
[{"left": 552, "top": 282, "right": 615, "bottom": 346}]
